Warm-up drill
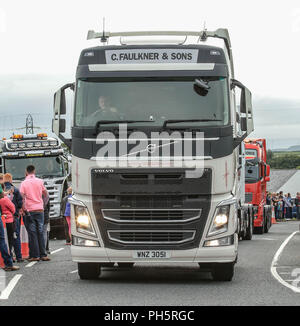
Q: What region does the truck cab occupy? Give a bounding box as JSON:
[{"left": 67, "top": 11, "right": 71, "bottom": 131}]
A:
[
  {"left": 0, "top": 133, "right": 70, "bottom": 236},
  {"left": 53, "top": 28, "right": 254, "bottom": 281},
  {"left": 244, "top": 139, "right": 272, "bottom": 234}
]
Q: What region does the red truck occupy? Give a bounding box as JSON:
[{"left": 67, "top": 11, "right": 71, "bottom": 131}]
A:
[{"left": 244, "top": 139, "right": 272, "bottom": 234}]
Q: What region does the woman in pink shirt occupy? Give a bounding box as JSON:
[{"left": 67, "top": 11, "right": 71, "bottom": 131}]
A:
[{"left": 0, "top": 190, "right": 16, "bottom": 256}]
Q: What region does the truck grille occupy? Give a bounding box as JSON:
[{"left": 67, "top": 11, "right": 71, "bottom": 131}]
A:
[
  {"left": 91, "top": 168, "right": 212, "bottom": 250},
  {"left": 108, "top": 230, "right": 195, "bottom": 244},
  {"left": 102, "top": 209, "right": 201, "bottom": 223},
  {"left": 245, "top": 192, "right": 253, "bottom": 203}
]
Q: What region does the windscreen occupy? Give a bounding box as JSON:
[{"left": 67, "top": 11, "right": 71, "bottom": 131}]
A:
[
  {"left": 245, "top": 162, "right": 260, "bottom": 183},
  {"left": 4, "top": 156, "right": 65, "bottom": 180},
  {"left": 75, "top": 77, "right": 229, "bottom": 127}
]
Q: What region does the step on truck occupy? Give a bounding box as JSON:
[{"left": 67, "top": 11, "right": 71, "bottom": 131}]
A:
[
  {"left": 52, "top": 28, "right": 254, "bottom": 281},
  {"left": 0, "top": 133, "right": 70, "bottom": 237},
  {"left": 244, "top": 139, "right": 272, "bottom": 234}
]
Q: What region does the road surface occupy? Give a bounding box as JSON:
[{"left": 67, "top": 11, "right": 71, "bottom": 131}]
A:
[{"left": 0, "top": 221, "right": 300, "bottom": 306}]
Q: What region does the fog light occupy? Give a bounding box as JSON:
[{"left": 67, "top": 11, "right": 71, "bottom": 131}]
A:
[
  {"left": 73, "top": 236, "right": 99, "bottom": 247},
  {"left": 204, "top": 235, "right": 234, "bottom": 247}
]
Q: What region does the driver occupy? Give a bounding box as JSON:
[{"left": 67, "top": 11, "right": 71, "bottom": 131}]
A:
[{"left": 88, "top": 96, "right": 120, "bottom": 122}]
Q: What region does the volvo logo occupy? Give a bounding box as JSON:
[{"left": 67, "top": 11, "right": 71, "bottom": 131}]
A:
[{"left": 146, "top": 144, "right": 157, "bottom": 154}]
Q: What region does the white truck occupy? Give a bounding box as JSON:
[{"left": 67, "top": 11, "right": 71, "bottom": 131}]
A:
[
  {"left": 0, "top": 133, "right": 69, "bottom": 236},
  {"left": 52, "top": 28, "right": 254, "bottom": 281}
]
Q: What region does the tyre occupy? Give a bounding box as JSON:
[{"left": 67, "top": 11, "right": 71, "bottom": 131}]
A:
[
  {"left": 237, "top": 216, "right": 242, "bottom": 240},
  {"left": 211, "top": 262, "right": 234, "bottom": 282},
  {"left": 263, "top": 209, "right": 268, "bottom": 233},
  {"left": 78, "top": 263, "right": 101, "bottom": 280},
  {"left": 244, "top": 211, "right": 253, "bottom": 240},
  {"left": 255, "top": 225, "right": 264, "bottom": 234},
  {"left": 117, "top": 263, "right": 135, "bottom": 268}
]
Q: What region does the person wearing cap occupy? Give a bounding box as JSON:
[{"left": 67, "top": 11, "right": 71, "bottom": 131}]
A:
[
  {"left": 0, "top": 185, "right": 19, "bottom": 271},
  {"left": 20, "top": 165, "right": 50, "bottom": 262},
  {"left": 3, "top": 173, "right": 24, "bottom": 262}
]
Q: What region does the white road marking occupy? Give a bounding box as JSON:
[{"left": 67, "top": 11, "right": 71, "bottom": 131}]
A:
[
  {"left": 0, "top": 274, "right": 22, "bottom": 300},
  {"left": 25, "top": 261, "right": 37, "bottom": 268},
  {"left": 270, "top": 231, "right": 300, "bottom": 293},
  {"left": 70, "top": 270, "right": 78, "bottom": 274},
  {"left": 279, "top": 272, "right": 292, "bottom": 275},
  {"left": 257, "top": 238, "right": 276, "bottom": 241},
  {"left": 51, "top": 248, "right": 64, "bottom": 255}
]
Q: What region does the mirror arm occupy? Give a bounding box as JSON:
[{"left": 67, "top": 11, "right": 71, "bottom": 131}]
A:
[
  {"left": 58, "top": 134, "right": 72, "bottom": 150},
  {"left": 233, "top": 132, "right": 248, "bottom": 149}
]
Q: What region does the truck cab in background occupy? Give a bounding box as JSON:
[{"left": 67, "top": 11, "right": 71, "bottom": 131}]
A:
[
  {"left": 0, "top": 133, "right": 70, "bottom": 237},
  {"left": 244, "top": 139, "right": 272, "bottom": 234}
]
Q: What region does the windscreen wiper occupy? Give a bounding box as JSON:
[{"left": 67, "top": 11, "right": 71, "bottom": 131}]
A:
[
  {"left": 95, "top": 120, "right": 155, "bottom": 134},
  {"left": 163, "top": 119, "right": 222, "bottom": 129}
]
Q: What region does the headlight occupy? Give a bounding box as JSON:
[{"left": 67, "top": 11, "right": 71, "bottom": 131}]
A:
[
  {"left": 10, "top": 144, "right": 18, "bottom": 149},
  {"left": 207, "top": 205, "right": 230, "bottom": 237},
  {"left": 74, "top": 205, "right": 96, "bottom": 237}
]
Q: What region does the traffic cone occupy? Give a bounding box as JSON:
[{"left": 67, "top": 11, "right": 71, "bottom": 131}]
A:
[
  {"left": 20, "top": 215, "right": 29, "bottom": 259},
  {"left": 271, "top": 206, "right": 277, "bottom": 224},
  {"left": 0, "top": 216, "right": 8, "bottom": 268}
]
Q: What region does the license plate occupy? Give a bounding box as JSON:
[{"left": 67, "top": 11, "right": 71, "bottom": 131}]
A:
[{"left": 133, "top": 250, "right": 171, "bottom": 259}]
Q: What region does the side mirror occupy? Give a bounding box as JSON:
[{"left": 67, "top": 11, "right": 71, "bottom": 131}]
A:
[
  {"left": 53, "top": 83, "right": 74, "bottom": 147},
  {"left": 232, "top": 79, "right": 254, "bottom": 148},
  {"left": 266, "top": 164, "right": 270, "bottom": 177}
]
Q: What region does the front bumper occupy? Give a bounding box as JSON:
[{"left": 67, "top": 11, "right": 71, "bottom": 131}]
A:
[{"left": 71, "top": 234, "right": 238, "bottom": 264}]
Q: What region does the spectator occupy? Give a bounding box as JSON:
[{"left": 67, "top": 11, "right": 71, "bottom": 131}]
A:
[
  {"left": 283, "top": 194, "right": 292, "bottom": 219},
  {"left": 0, "top": 173, "right": 4, "bottom": 189},
  {"left": 42, "top": 193, "right": 50, "bottom": 254},
  {"left": 287, "top": 193, "right": 293, "bottom": 219},
  {"left": 272, "top": 193, "right": 279, "bottom": 219},
  {"left": 20, "top": 165, "right": 50, "bottom": 262},
  {"left": 295, "top": 192, "right": 300, "bottom": 220},
  {"left": 3, "top": 173, "right": 24, "bottom": 262},
  {"left": 0, "top": 185, "right": 16, "bottom": 259},
  {"left": 0, "top": 185, "right": 19, "bottom": 271},
  {"left": 62, "top": 187, "right": 72, "bottom": 245},
  {"left": 277, "top": 196, "right": 284, "bottom": 220},
  {"left": 266, "top": 192, "right": 271, "bottom": 205}
]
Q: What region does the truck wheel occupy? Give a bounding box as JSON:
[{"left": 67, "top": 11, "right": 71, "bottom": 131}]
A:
[
  {"left": 244, "top": 211, "right": 253, "bottom": 240},
  {"left": 117, "top": 263, "right": 134, "bottom": 268},
  {"left": 211, "top": 263, "right": 234, "bottom": 282},
  {"left": 255, "top": 224, "right": 264, "bottom": 235},
  {"left": 264, "top": 210, "right": 270, "bottom": 233},
  {"left": 78, "top": 263, "right": 101, "bottom": 280}
]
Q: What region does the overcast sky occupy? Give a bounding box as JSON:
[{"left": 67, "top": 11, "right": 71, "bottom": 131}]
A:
[{"left": 0, "top": 0, "right": 300, "bottom": 148}]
